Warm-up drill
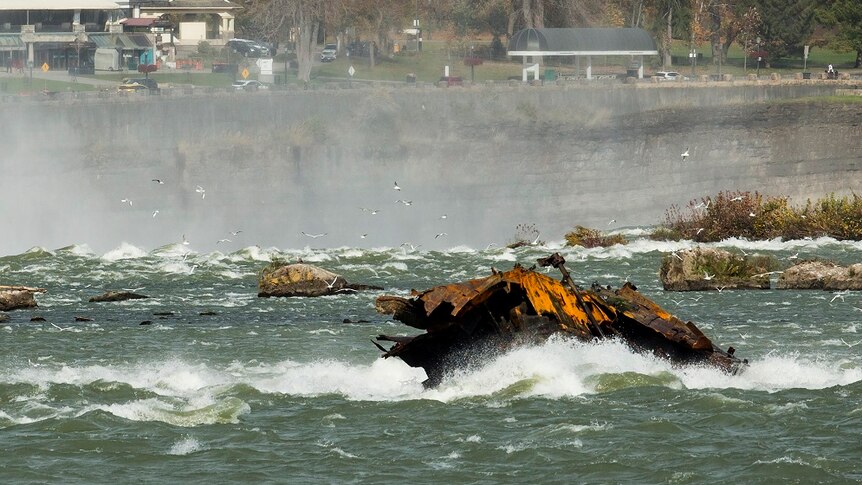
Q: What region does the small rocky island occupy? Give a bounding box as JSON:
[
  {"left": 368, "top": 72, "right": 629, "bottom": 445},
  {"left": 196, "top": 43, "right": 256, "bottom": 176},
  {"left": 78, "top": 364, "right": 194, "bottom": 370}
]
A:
[
  {"left": 258, "top": 262, "right": 382, "bottom": 297},
  {"left": 0, "top": 285, "right": 46, "bottom": 311}
]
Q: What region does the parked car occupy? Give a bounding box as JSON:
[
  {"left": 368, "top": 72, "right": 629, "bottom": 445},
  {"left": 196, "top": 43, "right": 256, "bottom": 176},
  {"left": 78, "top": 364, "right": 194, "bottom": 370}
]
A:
[
  {"left": 227, "top": 39, "right": 271, "bottom": 58},
  {"left": 118, "top": 78, "right": 160, "bottom": 93},
  {"left": 232, "top": 80, "right": 268, "bottom": 91},
  {"left": 320, "top": 43, "right": 337, "bottom": 62},
  {"left": 654, "top": 71, "right": 684, "bottom": 81}
]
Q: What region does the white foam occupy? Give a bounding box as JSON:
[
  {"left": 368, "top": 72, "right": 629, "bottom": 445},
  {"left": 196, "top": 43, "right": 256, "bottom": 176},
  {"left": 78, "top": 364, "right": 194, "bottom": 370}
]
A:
[
  {"left": 101, "top": 242, "right": 148, "bottom": 261},
  {"left": 168, "top": 436, "right": 204, "bottom": 455}
]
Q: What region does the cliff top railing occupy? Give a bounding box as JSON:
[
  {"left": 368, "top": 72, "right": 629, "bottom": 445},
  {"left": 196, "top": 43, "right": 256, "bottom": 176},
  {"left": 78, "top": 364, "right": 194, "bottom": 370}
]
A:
[{"left": 1, "top": 75, "right": 859, "bottom": 105}]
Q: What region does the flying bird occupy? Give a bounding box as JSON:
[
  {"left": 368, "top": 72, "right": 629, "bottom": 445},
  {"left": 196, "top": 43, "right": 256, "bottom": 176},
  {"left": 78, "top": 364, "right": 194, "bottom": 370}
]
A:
[
  {"left": 360, "top": 234, "right": 368, "bottom": 239},
  {"left": 608, "top": 219, "right": 616, "bottom": 225},
  {"left": 152, "top": 210, "right": 159, "bottom": 218},
  {"left": 152, "top": 179, "right": 164, "bottom": 184},
  {"left": 730, "top": 196, "right": 744, "bottom": 201},
  {"left": 681, "top": 147, "right": 690, "bottom": 161},
  {"left": 195, "top": 185, "right": 206, "bottom": 199},
  {"left": 440, "top": 214, "right": 448, "bottom": 220},
  {"left": 393, "top": 181, "right": 401, "bottom": 191},
  {"left": 182, "top": 234, "right": 190, "bottom": 246},
  {"left": 435, "top": 232, "right": 447, "bottom": 239},
  {"left": 325, "top": 276, "right": 339, "bottom": 289},
  {"left": 301, "top": 232, "right": 327, "bottom": 238},
  {"left": 703, "top": 271, "right": 715, "bottom": 280},
  {"left": 230, "top": 230, "right": 243, "bottom": 236},
  {"left": 396, "top": 200, "right": 413, "bottom": 206},
  {"left": 120, "top": 198, "right": 133, "bottom": 206},
  {"left": 217, "top": 239, "right": 232, "bottom": 244}
]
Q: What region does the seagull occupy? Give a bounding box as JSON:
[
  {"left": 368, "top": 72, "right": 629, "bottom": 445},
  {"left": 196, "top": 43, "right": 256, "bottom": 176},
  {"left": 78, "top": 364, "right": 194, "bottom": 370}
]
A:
[
  {"left": 831, "top": 290, "right": 849, "bottom": 303},
  {"left": 840, "top": 338, "right": 862, "bottom": 348},
  {"left": 672, "top": 251, "right": 683, "bottom": 261},
  {"left": 301, "top": 232, "right": 327, "bottom": 238},
  {"left": 715, "top": 285, "right": 726, "bottom": 293},
  {"left": 325, "top": 276, "right": 339, "bottom": 289},
  {"left": 151, "top": 210, "right": 159, "bottom": 218},
  {"left": 152, "top": 179, "right": 164, "bottom": 184},
  {"left": 787, "top": 252, "right": 799, "bottom": 260},
  {"left": 532, "top": 232, "right": 542, "bottom": 245},
  {"left": 696, "top": 227, "right": 704, "bottom": 234},
  {"left": 681, "top": 147, "right": 690, "bottom": 161},
  {"left": 182, "top": 234, "right": 190, "bottom": 246},
  {"left": 396, "top": 199, "right": 413, "bottom": 206},
  {"left": 121, "top": 198, "right": 133, "bottom": 206},
  {"left": 703, "top": 271, "right": 715, "bottom": 280},
  {"left": 400, "top": 242, "right": 419, "bottom": 251},
  {"left": 50, "top": 322, "right": 72, "bottom": 332},
  {"left": 730, "top": 196, "right": 744, "bottom": 201},
  {"left": 217, "top": 239, "right": 232, "bottom": 244},
  {"left": 393, "top": 181, "right": 401, "bottom": 191},
  {"left": 749, "top": 211, "right": 756, "bottom": 217},
  {"left": 360, "top": 234, "right": 368, "bottom": 239},
  {"left": 608, "top": 219, "right": 616, "bottom": 226},
  {"left": 485, "top": 243, "right": 497, "bottom": 250},
  {"left": 195, "top": 185, "right": 206, "bottom": 199},
  {"left": 435, "top": 232, "right": 447, "bottom": 239},
  {"left": 440, "top": 214, "right": 448, "bottom": 220},
  {"left": 230, "top": 230, "right": 243, "bottom": 236},
  {"left": 671, "top": 298, "right": 684, "bottom": 306}
]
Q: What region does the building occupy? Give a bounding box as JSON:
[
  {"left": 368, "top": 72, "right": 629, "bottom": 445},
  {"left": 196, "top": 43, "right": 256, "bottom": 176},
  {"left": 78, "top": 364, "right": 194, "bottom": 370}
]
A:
[
  {"left": 116, "top": 0, "right": 242, "bottom": 55},
  {"left": 0, "top": 0, "right": 241, "bottom": 73},
  {"left": 508, "top": 28, "right": 659, "bottom": 80},
  {"left": 0, "top": 0, "right": 148, "bottom": 72}
]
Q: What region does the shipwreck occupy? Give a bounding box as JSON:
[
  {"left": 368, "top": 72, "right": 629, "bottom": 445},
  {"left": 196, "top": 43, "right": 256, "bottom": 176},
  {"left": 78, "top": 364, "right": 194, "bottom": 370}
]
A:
[{"left": 374, "top": 253, "right": 746, "bottom": 387}]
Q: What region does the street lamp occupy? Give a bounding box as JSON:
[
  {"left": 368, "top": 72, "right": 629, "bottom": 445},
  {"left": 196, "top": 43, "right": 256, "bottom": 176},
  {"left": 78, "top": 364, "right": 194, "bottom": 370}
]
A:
[{"left": 756, "top": 36, "right": 761, "bottom": 78}]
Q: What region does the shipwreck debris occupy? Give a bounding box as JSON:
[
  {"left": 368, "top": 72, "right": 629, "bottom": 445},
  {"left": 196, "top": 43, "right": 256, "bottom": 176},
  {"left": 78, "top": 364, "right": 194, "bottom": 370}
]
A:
[{"left": 375, "top": 253, "right": 746, "bottom": 387}]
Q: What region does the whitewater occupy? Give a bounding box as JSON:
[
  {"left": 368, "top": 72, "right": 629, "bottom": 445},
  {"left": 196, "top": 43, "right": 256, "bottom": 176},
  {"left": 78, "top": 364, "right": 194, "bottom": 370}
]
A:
[{"left": 1, "top": 235, "right": 861, "bottom": 483}]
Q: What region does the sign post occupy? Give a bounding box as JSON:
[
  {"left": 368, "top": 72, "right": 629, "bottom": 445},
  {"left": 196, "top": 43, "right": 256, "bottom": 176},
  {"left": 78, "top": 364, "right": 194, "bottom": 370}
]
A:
[{"left": 348, "top": 65, "right": 355, "bottom": 87}]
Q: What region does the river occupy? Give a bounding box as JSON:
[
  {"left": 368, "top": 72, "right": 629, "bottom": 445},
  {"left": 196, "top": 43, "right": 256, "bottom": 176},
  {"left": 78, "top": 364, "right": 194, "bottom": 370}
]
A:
[{"left": 1, "top": 234, "right": 860, "bottom": 483}]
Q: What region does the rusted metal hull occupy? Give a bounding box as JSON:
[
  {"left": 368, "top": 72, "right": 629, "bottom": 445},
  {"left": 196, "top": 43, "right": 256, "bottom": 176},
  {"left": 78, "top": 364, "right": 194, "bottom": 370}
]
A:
[{"left": 375, "top": 253, "right": 746, "bottom": 387}]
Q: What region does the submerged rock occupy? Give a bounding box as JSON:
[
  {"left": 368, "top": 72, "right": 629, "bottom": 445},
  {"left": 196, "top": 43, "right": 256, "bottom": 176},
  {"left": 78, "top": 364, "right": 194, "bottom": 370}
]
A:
[
  {"left": 777, "top": 261, "right": 862, "bottom": 290},
  {"left": 660, "top": 247, "right": 772, "bottom": 291},
  {"left": 0, "top": 285, "right": 46, "bottom": 311},
  {"left": 88, "top": 291, "right": 150, "bottom": 303},
  {"left": 258, "top": 262, "right": 382, "bottom": 297},
  {"left": 0, "top": 313, "right": 9, "bottom": 322}
]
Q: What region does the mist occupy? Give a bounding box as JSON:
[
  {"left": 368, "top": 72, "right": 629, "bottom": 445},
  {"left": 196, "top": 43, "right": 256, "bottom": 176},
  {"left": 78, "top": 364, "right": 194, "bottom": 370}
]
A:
[{"left": 1, "top": 83, "right": 858, "bottom": 256}]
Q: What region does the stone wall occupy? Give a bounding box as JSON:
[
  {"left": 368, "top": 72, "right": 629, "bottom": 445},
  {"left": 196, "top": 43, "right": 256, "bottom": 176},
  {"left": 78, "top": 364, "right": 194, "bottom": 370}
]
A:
[{"left": 0, "top": 83, "right": 859, "bottom": 253}]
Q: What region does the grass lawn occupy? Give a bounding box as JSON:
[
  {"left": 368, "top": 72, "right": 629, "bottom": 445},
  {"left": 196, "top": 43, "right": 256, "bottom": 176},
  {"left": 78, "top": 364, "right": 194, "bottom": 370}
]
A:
[{"left": 0, "top": 76, "right": 97, "bottom": 95}]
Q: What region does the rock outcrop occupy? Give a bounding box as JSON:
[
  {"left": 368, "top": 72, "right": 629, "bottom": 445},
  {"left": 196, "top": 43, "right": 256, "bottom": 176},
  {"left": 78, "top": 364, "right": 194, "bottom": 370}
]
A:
[
  {"left": 88, "top": 291, "right": 150, "bottom": 303},
  {"left": 0, "top": 313, "right": 9, "bottom": 322},
  {"left": 0, "top": 285, "right": 46, "bottom": 311},
  {"left": 777, "top": 261, "right": 862, "bottom": 290},
  {"left": 660, "top": 247, "right": 772, "bottom": 291},
  {"left": 258, "top": 263, "right": 382, "bottom": 297}
]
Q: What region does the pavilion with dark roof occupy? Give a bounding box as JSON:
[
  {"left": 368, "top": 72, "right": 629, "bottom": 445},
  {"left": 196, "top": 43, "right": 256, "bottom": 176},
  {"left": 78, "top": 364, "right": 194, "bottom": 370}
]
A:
[{"left": 507, "top": 27, "right": 658, "bottom": 80}]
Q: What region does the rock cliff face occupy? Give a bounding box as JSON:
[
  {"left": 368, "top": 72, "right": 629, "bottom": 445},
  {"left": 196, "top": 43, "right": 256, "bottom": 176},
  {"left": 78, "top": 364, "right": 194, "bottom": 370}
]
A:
[{"left": 1, "top": 84, "right": 860, "bottom": 252}]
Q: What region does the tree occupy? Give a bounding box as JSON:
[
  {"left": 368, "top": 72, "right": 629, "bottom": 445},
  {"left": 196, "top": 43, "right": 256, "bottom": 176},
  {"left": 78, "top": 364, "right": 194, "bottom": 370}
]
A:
[
  {"left": 820, "top": 0, "right": 862, "bottom": 68},
  {"left": 241, "top": 0, "right": 332, "bottom": 84},
  {"left": 755, "top": 0, "right": 817, "bottom": 64}
]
